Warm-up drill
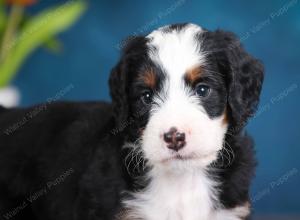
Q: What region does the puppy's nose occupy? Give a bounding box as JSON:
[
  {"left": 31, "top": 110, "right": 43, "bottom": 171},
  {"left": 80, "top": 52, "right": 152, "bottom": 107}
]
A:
[{"left": 163, "top": 127, "right": 186, "bottom": 151}]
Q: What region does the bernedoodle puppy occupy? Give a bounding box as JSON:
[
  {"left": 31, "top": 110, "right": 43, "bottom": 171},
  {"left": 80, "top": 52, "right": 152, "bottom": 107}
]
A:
[{"left": 0, "top": 23, "right": 264, "bottom": 220}]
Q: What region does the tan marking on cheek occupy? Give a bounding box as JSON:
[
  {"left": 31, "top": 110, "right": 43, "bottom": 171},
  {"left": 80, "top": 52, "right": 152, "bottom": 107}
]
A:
[
  {"left": 222, "top": 108, "right": 228, "bottom": 125},
  {"left": 140, "top": 68, "right": 156, "bottom": 89},
  {"left": 185, "top": 65, "right": 203, "bottom": 84}
]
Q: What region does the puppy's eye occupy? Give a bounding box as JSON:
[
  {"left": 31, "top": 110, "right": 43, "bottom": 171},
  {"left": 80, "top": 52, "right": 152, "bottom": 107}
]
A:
[
  {"left": 195, "top": 84, "right": 211, "bottom": 97},
  {"left": 141, "top": 91, "right": 153, "bottom": 105}
]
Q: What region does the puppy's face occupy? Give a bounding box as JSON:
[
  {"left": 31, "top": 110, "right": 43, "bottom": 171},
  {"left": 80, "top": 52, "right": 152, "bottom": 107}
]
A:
[
  {"left": 110, "top": 24, "right": 263, "bottom": 171},
  {"left": 134, "top": 24, "right": 228, "bottom": 168}
]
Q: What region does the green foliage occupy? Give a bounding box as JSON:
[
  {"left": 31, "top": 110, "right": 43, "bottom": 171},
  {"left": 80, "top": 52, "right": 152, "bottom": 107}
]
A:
[
  {"left": 0, "top": 1, "right": 86, "bottom": 87},
  {"left": 43, "top": 37, "right": 63, "bottom": 53}
]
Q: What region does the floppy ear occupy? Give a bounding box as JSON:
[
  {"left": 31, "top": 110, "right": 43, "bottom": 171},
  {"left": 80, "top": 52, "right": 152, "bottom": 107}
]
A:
[
  {"left": 227, "top": 33, "right": 264, "bottom": 131},
  {"left": 109, "top": 36, "right": 148, "bottom": 129},
  {"left": 109, "top": 59, "right": 129, "bottom": 129},
  {"left": 205, "top": 30, "right": 264, "bottom": 131}
]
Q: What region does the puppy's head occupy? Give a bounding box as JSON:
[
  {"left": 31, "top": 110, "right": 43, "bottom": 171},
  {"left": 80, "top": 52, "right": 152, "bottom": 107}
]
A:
[{"left": 110, "top": 23, "right": 263, "bottom": 171}]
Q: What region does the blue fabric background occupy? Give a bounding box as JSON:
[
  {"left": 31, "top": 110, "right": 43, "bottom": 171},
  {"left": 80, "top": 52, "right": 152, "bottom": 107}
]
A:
[{"left": 12, "top": 0, "right": 300, "bottom": 214}]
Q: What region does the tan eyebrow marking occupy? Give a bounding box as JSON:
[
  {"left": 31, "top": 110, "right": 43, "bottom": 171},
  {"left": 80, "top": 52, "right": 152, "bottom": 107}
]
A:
[
  {"left": 185, "top": 65, "right": 203, "bottom": 84},
  {"left": 139, "top": 68, "right": 156, "bottom": 88}
]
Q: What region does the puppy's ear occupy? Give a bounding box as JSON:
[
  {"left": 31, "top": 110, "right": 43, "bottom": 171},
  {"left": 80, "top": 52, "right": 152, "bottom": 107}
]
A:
[
  {"left": 109, "top": 59, "right": 128, "bottom": 129},
  {"left": 204, "top": 30, "right": 264, "bottom": 131},
  {"left": 109, "top": 36, "right": 148, "bottom": 129}
]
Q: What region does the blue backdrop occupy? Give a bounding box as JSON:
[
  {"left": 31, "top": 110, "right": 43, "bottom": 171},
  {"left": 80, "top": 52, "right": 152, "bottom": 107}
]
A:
[{"left": 13, "top": 0, "right": 300, "bottom": 215}]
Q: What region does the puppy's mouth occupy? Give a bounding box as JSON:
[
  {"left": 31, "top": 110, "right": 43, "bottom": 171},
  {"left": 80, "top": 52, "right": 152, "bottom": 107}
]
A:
[{"left": 161, "top": 153, "right": 214, "bottom": 163}]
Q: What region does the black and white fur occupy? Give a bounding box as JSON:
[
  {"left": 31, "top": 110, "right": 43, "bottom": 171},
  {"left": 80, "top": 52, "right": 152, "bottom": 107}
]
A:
[{"left": 0, "top": 23, "right": 264, "bottom": 220}]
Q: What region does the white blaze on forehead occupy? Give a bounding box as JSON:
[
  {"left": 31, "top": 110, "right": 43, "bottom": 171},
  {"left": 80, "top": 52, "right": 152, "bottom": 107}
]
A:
[{"left": 146, "top": 23, "right": 206, "bottom": 82}]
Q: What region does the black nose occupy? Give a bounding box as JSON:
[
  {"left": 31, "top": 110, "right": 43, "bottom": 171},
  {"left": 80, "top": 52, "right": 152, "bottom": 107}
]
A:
[{"left": 163, "top": 127, "right": 186, "bottom": 151}]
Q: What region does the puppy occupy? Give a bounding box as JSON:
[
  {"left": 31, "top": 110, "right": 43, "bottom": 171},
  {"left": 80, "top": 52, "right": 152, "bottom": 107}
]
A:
[{"left": 0, "top": 23, "right": 264, "bottom": 220}]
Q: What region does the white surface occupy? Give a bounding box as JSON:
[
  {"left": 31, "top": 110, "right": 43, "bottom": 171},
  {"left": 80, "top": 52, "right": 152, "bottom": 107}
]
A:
[{"left": 0, "top": 86, "right": 20, "bottom": 107}]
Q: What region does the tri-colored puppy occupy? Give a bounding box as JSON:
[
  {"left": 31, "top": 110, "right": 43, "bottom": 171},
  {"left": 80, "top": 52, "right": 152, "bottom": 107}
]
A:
[{"left": 0, "top": 23, "right": 264, "bottom": 220}]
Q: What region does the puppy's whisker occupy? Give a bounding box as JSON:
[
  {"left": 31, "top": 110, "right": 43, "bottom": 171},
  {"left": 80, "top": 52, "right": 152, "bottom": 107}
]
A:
[
  {"left": 132, "top": 151, "right": 143, "bottom": 172},
  {"left": 218, "top": 140, "right": 235, "bottom": 167},
  {"left": 123, "top": 138, "right": 148, "bottom": 175}
]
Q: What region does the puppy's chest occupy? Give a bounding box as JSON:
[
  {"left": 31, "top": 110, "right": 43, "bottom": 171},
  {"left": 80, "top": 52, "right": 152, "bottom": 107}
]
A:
[{"left": 122, "top": 172, "right": 218, "bottom": 220}]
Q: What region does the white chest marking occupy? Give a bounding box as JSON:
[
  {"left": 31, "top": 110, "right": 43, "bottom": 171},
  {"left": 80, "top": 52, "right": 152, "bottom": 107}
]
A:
[{"left": 122, "top": 169, "right": 249, "bottom": 220}]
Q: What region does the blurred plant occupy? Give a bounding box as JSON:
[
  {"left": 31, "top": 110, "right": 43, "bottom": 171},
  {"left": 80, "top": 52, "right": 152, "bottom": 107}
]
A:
[{"left": 0, "top": 0, "right": 86, "bottom": 87}]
